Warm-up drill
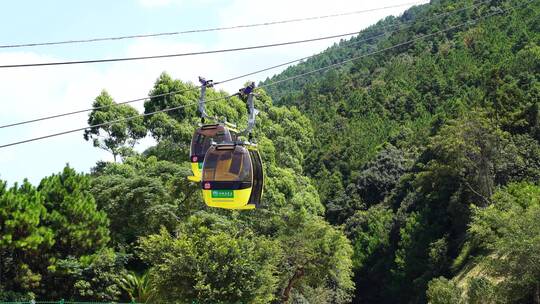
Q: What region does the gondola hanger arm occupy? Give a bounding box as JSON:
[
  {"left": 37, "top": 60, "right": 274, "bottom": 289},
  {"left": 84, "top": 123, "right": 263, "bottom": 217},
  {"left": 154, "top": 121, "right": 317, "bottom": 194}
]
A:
[
  {"left": 237, "top": 82, "right": 259, "bottom": 139},
  {"left": 198, "top": 76, "right": 216, "bottom": 123}
]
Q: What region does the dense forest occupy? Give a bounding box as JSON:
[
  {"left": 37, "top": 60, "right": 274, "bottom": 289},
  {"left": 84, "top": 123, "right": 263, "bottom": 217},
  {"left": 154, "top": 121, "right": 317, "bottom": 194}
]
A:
[{"left": 1, "top": 0, "right": 539, "bottom": 303}]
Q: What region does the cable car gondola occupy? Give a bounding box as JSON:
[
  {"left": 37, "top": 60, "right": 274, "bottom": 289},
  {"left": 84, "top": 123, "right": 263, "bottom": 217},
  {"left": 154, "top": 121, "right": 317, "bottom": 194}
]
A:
[
  {"left": 201, "top": 142, "right": 263, "bottom": 209},
  {"left": 200, "top": 82, "right": 264, "bottom": 209},
  {"left": 188, "top": 123, "right": 238, "bottom": 182},
  {"left": 188, "top": 77, "right": 237, "bottom": 182}
]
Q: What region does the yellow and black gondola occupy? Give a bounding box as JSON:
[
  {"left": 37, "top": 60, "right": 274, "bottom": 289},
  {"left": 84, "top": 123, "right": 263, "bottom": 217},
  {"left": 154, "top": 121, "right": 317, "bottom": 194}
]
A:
[
  {"left": 201, "top": 142, "right": 263, "bottom": 210},
  {"left": 188, "top": 124, "right": 238, "bottom": 182}
]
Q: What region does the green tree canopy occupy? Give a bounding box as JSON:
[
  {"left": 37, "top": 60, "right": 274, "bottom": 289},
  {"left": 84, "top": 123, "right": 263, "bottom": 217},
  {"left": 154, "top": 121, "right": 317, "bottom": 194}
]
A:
[
  {"left": 84, "top": 90, "right": 147, "bottom": 162},
  {"left": 139, "top": 215, "right": 281, "bottom": 304},
  {"left": 469, "top": 183, "right": 540, "bottom": 303},
  {"left": 0, "top": 180, "right": 53, "bottom": 296}
]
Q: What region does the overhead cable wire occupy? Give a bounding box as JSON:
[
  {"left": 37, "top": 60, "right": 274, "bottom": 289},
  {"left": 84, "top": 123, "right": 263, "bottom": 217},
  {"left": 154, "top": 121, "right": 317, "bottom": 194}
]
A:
[
  {"left": 0, "top": 88, "right": 201, "bottom": 129},
  {"left": 0, "top": 30, "right": 408, "bottom": 69},
  {"left": 259, "top": 1, "right": 534, "bottom": 88},
  {"left": 0, "top": 1, "right": 528, "bottom": 150},
  {"left": 214, "top": 0, "right": 493, "bottom": 84},
  {"left": 0, "top": 0, "right": 492, "bottom": 130},
  {"left": 0, "top": 1, "right": 424, "bottom": 49},
  {"left": 3, "top": 0, "right": 484, "bottom": 69}
]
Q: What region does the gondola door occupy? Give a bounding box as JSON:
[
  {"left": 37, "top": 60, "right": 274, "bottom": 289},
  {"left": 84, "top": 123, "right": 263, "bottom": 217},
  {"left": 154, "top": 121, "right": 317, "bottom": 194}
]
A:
[{"left": 248, "top": 149, "right": 263, "bottom": 207}]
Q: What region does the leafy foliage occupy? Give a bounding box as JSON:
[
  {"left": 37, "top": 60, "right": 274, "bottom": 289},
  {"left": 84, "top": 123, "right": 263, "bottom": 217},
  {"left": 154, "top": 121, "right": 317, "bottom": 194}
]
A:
[
  {"left": 139, "top": 218, "right": 280, "bottom": 304},
  {"left": 119, "top": 271, "right": 155, "bottom": 303},
  {"left": 469, "top": 183, "right": 540, "bottom": 303},
  {"left": 426, "top": 277, "right": 462, "bottom": 304},
  {"left": 84, "top": 90, "right": 147, "bottom": 162},
  {"left": 0, "top": 181, "right": 52, "bottom": 296},
  {"left": 91, "top": 156, "right": 197, "bottom": 246},
  {"left": 0, "top": 167, "right": 121, "bottom": 301}
]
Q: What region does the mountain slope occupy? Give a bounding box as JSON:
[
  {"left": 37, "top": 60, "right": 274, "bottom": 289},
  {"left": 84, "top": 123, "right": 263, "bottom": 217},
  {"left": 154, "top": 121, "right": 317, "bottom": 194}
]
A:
[{"left": 262, "top": 0, "right": 540, "bottom": 302}]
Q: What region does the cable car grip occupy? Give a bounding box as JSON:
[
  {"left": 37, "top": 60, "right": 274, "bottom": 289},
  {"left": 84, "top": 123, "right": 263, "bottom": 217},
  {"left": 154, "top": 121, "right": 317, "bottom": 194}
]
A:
[
  {"left": 198, "top": 76, "right": 215, "bottom": 122},
  {"left": 237, "top": 82, "right": 259, "bottom": 140}
]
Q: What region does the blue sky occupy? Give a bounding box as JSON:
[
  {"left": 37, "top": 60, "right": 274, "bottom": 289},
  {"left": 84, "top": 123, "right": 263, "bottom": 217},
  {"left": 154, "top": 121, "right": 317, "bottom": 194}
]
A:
[
  {"left": 0, "top": 1, "right": 225, "bottom": 64},
  {"left": 0, "top": 0, "right": 425, "bottom": 185}
]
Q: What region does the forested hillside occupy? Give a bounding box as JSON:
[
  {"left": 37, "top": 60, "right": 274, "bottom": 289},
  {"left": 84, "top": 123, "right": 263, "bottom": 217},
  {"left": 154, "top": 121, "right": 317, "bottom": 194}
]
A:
[
  {"left": 263, "top": 0, "right": 540, "bottom": 302},
  {"left": 1, "top": 0, "right": 539, "bottom": 303}
]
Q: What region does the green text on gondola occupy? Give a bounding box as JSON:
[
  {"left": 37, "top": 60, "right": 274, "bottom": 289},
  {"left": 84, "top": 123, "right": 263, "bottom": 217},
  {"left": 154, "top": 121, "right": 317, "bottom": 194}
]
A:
[{"left": 212, "top": 190, "right": 234, "bottom": 198}]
